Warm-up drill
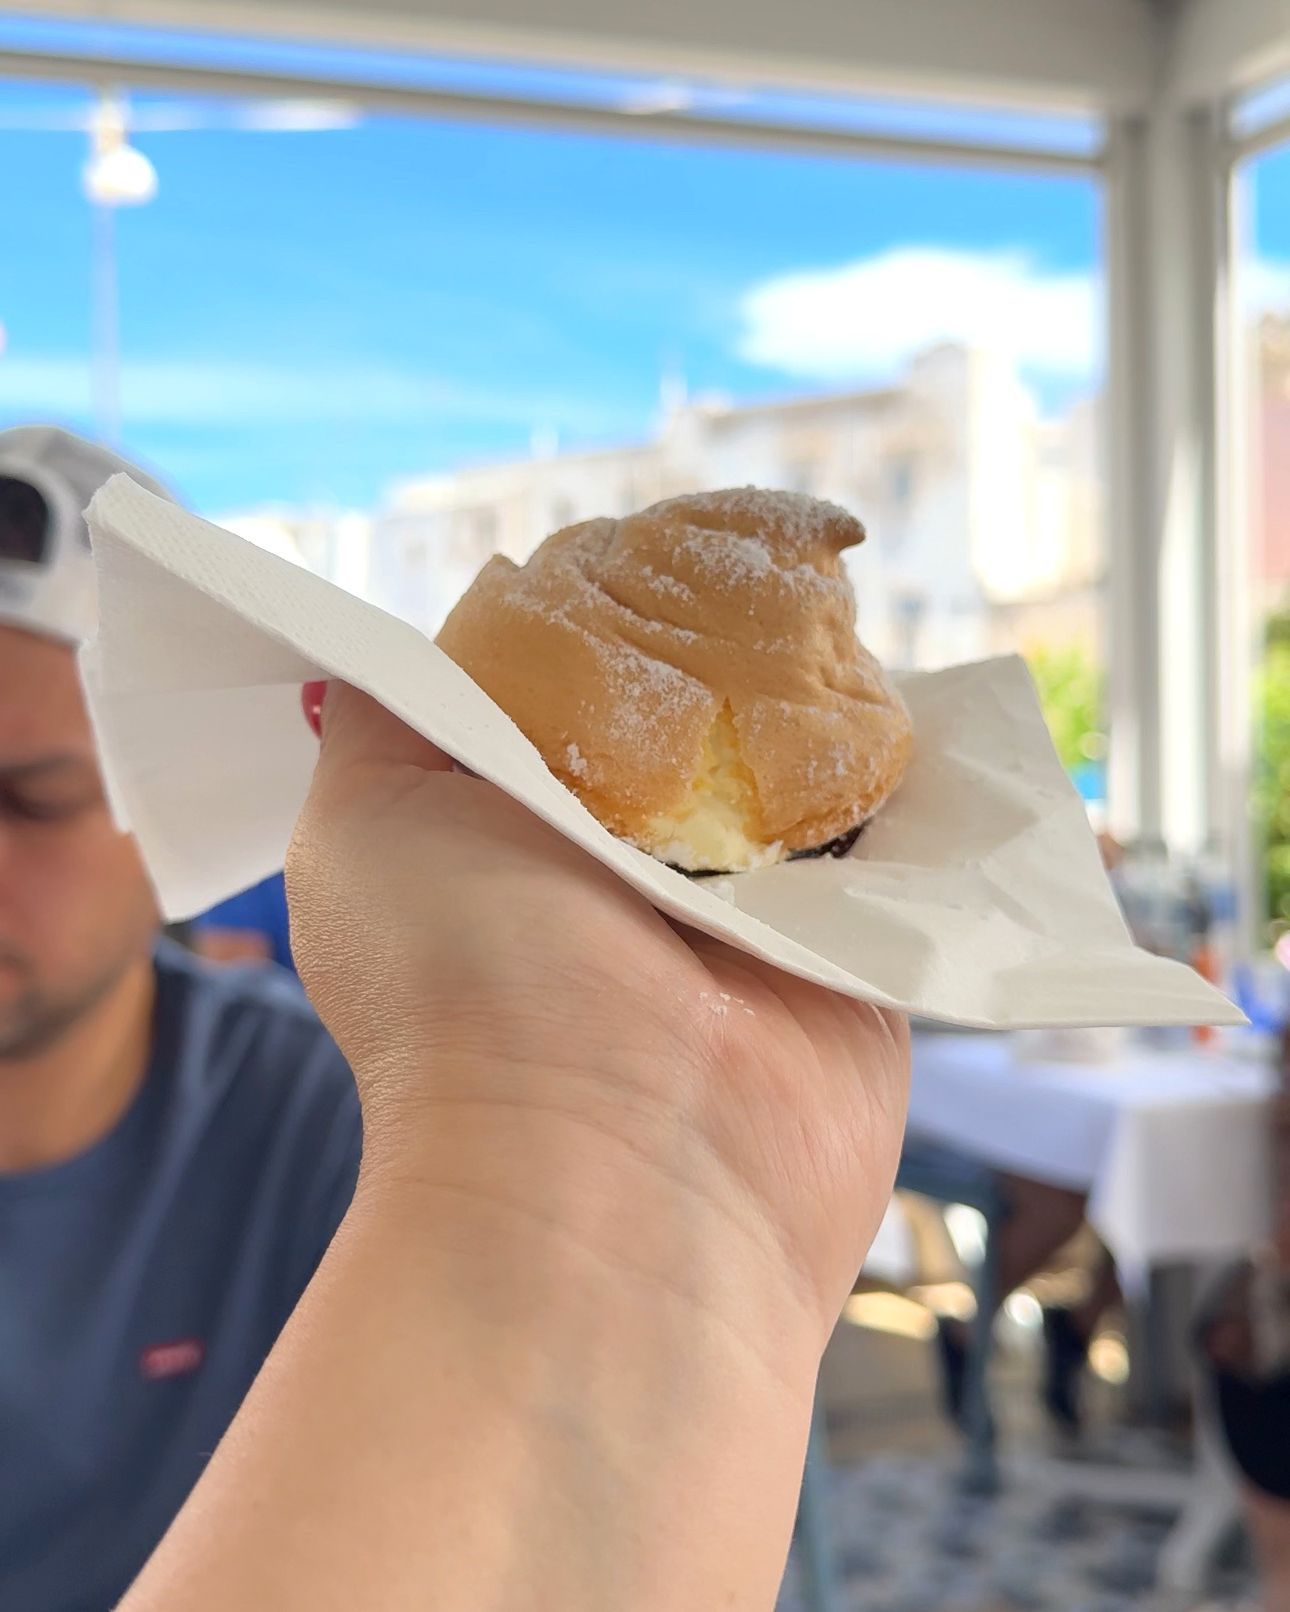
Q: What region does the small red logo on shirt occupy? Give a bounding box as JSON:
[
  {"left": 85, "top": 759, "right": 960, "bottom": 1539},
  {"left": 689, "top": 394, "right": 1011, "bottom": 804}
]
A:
[{"left": 139, "top": 1338, "right": 206, "bottom": 1381}]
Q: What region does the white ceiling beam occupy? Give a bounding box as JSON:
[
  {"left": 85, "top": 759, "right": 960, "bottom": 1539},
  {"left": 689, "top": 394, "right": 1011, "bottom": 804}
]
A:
[
  {"left": 1170, "top": 0, "right": 1290, "bottom": 103},
  {"left": 0, "top": 46, "right": 1098, "bottom": 173},
  {"left": 10, "top": 0, "right": 1160, "bottom": 111}
]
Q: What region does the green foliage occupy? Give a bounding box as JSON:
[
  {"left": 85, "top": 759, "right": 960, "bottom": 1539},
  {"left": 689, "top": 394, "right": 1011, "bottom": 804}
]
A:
[
  {"left": 1021, "top": 621, "right": 1290, "bottom": 944},
  {"left": 1024, "top": 644, "right": 1106, "bottom": 772},
  {"left": 1256, "top": 607, "right": 1290, "bottom": 939}
]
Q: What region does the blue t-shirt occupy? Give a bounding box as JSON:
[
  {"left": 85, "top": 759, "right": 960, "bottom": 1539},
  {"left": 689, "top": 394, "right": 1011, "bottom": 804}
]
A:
[
  {"left": 189, "top": 873, "right": 295, "bottom": 974},
  {"left": 0, "top": 941, "right": 361, "bottom": 1612}
]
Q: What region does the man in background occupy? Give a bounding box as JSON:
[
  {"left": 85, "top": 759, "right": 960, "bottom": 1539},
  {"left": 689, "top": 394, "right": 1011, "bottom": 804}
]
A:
[{"left": 0, "top": 426, "right": 360, "bottom": 1611}]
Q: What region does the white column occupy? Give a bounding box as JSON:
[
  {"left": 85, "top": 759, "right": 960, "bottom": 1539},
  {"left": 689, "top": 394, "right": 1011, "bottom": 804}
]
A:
[
  {"left": 1105, "top": 114, "right": 1159, "bottom": 842},
  {"left": 1104, "top": 102, "right": 1232, "bottom": 857},
  {"left": 1216, "top": 168, "right": 1259, "bottom": 949}
]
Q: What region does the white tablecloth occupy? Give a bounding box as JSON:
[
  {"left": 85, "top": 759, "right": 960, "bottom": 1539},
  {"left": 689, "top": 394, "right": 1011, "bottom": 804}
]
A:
[{"left": 907, "top": 1032, "right": 1277, "bottom": 1280}]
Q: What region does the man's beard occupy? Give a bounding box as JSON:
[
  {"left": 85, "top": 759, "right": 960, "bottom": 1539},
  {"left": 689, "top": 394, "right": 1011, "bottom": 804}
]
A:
[{"left": 0, "top": 946, "right": 133, "bottom": 1061}]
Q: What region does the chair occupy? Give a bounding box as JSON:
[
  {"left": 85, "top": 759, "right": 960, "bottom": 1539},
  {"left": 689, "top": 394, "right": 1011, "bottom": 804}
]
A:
[
  {"left": 896, "top": 1140, "right": 1006, "bottom": 1493},
  {"left": 790, "top": 1143, "right": 1006, "bottom": 1612}
]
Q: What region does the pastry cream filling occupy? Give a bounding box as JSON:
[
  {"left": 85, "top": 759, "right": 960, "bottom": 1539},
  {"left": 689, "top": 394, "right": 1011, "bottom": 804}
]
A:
[{"left": 643, "top": 706, "right": 783, "bottom": 873}]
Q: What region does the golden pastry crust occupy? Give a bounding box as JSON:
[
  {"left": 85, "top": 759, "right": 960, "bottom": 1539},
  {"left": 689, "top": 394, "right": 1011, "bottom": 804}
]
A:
[{"left": 436, "top": 487, "right": 913, "bottom": 865}]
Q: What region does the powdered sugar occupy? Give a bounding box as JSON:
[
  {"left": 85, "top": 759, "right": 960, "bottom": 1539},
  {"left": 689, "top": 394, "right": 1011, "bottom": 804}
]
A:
[
  {"left": 789, "top": 562, "right": 849, "bottom": 597},
  {"left": 461, "top": 484, "right": 905, "bottom": 835},
  {"left": 603, "top": 644, "right": 706, "bottom": 748},
  {"left": 678, "top": 531, "right": 773, "bottom": 585},
  {"left": 800, "top": 743, "right": 869, "bottom": 795},
  {"left": 650, "top": 485, "right": 862, "bottom": 555},
  {"left": 506, "top": 491, "right": 851, "bottom": 647},
  {"left": 638, "top": 564, "right": 696, "bottom": 603},
  {"left": 700, "top": 989, "right": 757, "bottom": 1019},
  {"left": 523, "top": 538, "right": 701, "bottom": 645},
  {"left": 674, "top": 529, "right": 849, "bottom": 604},
  {"left": 498, "top": 533, "right": 712, "bottom": 764}
]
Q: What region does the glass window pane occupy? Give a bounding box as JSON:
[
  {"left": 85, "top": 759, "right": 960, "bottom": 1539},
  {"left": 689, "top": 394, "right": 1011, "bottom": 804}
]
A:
[
  {"left": 1233, "top": 74, "right": 1290, "bottom": 146},
  {"left": 0, "top": 68, "right": 1105, "bottom": 807},
  {"left": 1242, "top": 139, "right": 1290, "bottom": 949}
]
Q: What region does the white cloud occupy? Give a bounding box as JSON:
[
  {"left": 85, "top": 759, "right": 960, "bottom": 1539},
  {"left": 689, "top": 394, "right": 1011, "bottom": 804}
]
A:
[
  {"left": 738, "top": 245, "right": 1290, "bottom": 388},
  {"left": 1246, "top": 256, "right": 1290, "bottom": 313},
  {"left": 738, "top": 248, "right": 1099, "bottom": 384}
]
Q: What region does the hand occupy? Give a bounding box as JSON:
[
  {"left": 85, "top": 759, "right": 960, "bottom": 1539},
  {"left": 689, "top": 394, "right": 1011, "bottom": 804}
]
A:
[
  {"left": 121, "top": 683, "right": 909, "bottom": 1612},
  {"left": 287, "top": 682, "right": 908, "bottom": 1347}
]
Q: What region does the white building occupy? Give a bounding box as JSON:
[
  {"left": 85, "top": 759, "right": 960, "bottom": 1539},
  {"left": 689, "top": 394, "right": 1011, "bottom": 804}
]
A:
[
  {"left": 365, "top": 344, "right": 1101, "bottom": 671},
  {"left": 216, "top": 506, "right": 373, "bottom": 600}
]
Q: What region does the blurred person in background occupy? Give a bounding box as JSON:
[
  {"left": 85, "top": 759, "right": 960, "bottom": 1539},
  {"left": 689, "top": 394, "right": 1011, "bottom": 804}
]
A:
[
  {"left": 0, "top": 427, "right": 359, "bottom": 1612},
  {"left": 931, "top": 1164, "right": 1119, "bottom": 1436},
  {"left": 1197, "top": 1017, "right": 1290, "bottom": 1611}
]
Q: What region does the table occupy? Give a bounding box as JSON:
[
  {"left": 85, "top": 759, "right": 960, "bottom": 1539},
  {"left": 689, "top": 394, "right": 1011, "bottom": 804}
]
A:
[
  {"left": 908, "top": 1031, "right": 1276, "bottom": 1283},
  {"left": 904, "top": 1029, "right": 1277, "bottom": 1594}
]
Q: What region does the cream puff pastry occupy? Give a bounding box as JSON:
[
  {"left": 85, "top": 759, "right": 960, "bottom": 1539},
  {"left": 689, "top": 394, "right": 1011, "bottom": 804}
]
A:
[{"left": 437, "top": 487, "right": 913, "bottom": 873}]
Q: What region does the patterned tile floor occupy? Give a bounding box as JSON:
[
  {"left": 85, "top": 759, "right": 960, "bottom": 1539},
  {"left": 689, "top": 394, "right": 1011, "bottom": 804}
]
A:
[
  {"left": 777, "top": 1452, "right": 1253, "bottom": 1612},
  {"left": 780, "top": 1290, "right": 1255, "bottom": 1612}
]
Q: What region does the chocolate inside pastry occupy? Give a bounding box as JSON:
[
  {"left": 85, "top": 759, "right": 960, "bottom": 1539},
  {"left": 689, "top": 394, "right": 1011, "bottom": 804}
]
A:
[{"left": 674, "top": 819, "right": 868, "bottom": 879}]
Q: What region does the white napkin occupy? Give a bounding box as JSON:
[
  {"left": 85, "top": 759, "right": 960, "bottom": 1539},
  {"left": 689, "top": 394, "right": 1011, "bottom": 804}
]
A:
[{"left": 81, "top": 475, "right": 1240, "bottom": 1032}]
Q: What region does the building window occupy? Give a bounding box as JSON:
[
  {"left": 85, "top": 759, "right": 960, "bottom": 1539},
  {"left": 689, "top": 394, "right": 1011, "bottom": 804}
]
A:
[
  {"left": 469, "top": 508, "right": 498, "bottom": 547},
  {"left": 402, "top": 538, "right": 429, "bottom": 601},
  {"left": 892, "top": 592, "right": 926, "bottom": 668},
  {"left": 889, "top": 457, "right": 915, "bottom": 510}
]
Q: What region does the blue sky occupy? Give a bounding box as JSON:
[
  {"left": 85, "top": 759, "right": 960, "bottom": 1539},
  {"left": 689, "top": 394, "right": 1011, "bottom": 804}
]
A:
[
  {"left": 1253, "top": 141, "right": 1290, "bottom": 297},
  {"left": 0, "top": 58, "right": 1284, "bottom": 516}
]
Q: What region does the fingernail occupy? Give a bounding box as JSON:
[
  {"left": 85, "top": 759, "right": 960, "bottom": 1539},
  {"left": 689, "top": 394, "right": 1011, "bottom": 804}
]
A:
[{"left": 301, "top": 681, "right": 327, "bottom": 738}]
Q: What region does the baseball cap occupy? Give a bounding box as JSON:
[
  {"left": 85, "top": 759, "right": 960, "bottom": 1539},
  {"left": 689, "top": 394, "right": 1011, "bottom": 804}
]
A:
[{"left": 0, "top": 425, "right": 171, "bottom": 645}]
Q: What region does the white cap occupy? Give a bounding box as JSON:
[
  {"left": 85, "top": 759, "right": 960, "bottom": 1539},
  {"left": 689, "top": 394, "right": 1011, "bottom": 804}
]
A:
[{"left": 0, "top": 425, "right": 171, "bottom": 645}]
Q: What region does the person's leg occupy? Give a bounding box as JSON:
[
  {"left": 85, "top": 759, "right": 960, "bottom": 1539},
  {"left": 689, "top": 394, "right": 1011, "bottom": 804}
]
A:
[
  {"left": 1243, "top": 1483, "right": 1290, "bottom": 1612},
  {"left": 1040, "top": 1245, "right": 1122, "bottom": 1433},
  {"left": 991, "top": 1174, "right": 1088, "bottom": 1299},
  {"left": 992, "top": 1175, "right": 1121, "bottom": 1436},
  {"left": 937, "top": 1173, "right": 1090, "bottom": 1428},
  {"left": 1072, "top": 1244, "right": 1121, "bottom": 1339},
  {"left": 1204, "top": 1355, "right": 1290, "bottom": 1607}
]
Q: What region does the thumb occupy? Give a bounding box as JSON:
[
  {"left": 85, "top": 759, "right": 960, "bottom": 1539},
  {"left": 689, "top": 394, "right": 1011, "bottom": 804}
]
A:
[{"left": 309, "top": 681, "right": 456, "bottom": 777}]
